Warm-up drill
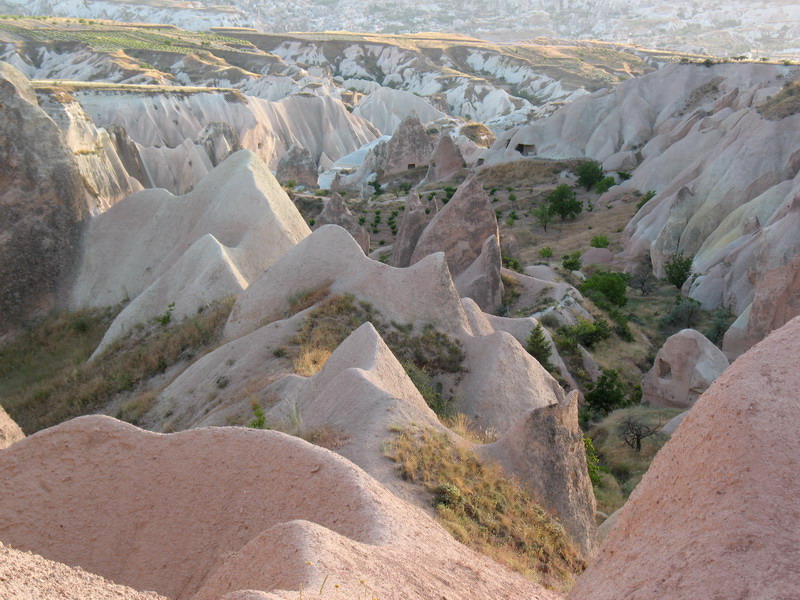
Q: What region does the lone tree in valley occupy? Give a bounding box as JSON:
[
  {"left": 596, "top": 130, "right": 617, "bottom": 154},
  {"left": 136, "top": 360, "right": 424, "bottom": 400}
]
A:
[
  {"left": 576, "top": 160, "right": 604, "bottom": 191},
  {"left": 547, "top": 184, "right": 582, "bottom": 220},
  {"left": 617, "top": 416, "right": 660, "bottom": 452},
  {"left": 532, "top": 205, "right": 554, "bottom": 231}
]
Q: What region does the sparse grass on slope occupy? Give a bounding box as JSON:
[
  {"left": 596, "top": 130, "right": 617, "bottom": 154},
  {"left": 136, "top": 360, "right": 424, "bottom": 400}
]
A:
[
  {"left": 1, "top": 297, "right": 234, "bottom": 433},
  {"left": 386, "top": 427, "right": 584, "bottom": 592},
  {"left": 284, "top": 293, "right": 465, "bottom": 415}
]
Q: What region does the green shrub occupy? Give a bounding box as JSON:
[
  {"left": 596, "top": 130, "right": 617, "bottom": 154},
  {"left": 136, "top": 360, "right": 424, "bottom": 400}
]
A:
[
  {"left": 248, "top": 402, "right": 269, "bottom": 429},
  {"left": 590, "top": 234, "right": 610, "bottom": 248},
  {"left": 581, "top": 271, "right": 628, "bottom": 307},
  {"left": 562, "top": 251, "right": 582, "bottom": 272},
  {"left": 636, "top": 190, "right": 656, "bottom": 211},
  {"left": 660, "top": 296, "right": 702, "bottom": 332},
  {"left": 664, "top": 252, "right": 693, "bottom": 289},
  {"left": 594, "top": 176, "right": 616, "bottom": 194},
  {"left": 538, "top": 246, "right": 553, "bottom": 258},
  {"left": 555, "top": 317, "right": 611, "bottom": 352},
  {"left": 502, "top": 255, "right": 523, "bottom": 273},
  {"left": 584, "top": 436, "right": 602, "bottom": 486}
]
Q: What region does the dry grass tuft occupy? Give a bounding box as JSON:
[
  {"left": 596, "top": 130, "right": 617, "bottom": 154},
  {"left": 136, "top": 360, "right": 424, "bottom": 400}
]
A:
[
  {"left": 386, "top": 427, "right": 585, "bottom": 591},
  {"left": 443, "top": 413, "right": 499, "bottom": 444},
  {"left": 303, "top": 425, "right": 351, "bottom": 449}
]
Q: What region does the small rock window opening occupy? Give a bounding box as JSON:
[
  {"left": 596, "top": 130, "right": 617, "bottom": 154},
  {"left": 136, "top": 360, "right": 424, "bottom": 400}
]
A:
[
  {"left": 407, "top": 163, "right": 416, "bottom": 170},
  {"left": 515, "top": 143, "right": 536, "bottom": 156},
  {"left": 476, "top": 158, "right": 485, "bottom": 166}
]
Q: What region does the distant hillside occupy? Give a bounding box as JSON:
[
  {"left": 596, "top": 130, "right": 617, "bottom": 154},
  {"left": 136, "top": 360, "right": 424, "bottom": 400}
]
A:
[{"left": 0, "top": 0, "right": 798, "bottom": 60}]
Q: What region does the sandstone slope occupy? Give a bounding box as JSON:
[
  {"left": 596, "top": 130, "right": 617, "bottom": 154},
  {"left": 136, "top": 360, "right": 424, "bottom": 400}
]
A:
[
  {"left": 0, "top": 416, "right": 560, "bottom": 600},
  {"left": 72, "top": 150, "right": 310, "bottom": 355},
  {"left": 0, "top": 541, "right": 167, "bottom": 600},
  {"left": 569, "top": 315, "right": 800, "bottom": 600}
]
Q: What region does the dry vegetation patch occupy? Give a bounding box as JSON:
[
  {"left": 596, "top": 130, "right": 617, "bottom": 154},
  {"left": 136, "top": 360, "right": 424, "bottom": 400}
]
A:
[
  {"left": 1, "top": 297, "right": 234, "bottom": 433},
  {"left": 386, "top": 427, "right": 584, "bottom": 591}
]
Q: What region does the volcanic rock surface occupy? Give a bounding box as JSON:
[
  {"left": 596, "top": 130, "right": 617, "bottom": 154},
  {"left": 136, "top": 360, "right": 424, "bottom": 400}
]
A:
[
  {"left": 641, "top": 328, "right": 730, "bottom": 409},
  {"left": 0, "top": 416, "right": 561, "bottom": 600},
  {"left": 0, "top": 62, "right": 87, "bottom": 332},
  {"left": 73, "top": 150, "right": 310, "bottom": 355},
  {"left": 568, "top": 315, "right": 800, "bottom": 600}
]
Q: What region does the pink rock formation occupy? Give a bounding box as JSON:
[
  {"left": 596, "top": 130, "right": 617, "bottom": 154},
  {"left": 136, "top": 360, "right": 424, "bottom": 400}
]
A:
[
  {"left": 410, "top": 175, "right": 500, "bottom": 276},
  {"left": 424, "top": 133, "right": 465, "bottom": 183},
  {"left": 0, "top": 405, "right": 24, "bottom": 449},
  {"left": 275, "top": 143, "right": 318, "bottom": 188},
  {"left": 0, "top": 542, "right": 166, "bottom": 600},
  {"left": 368, "top": 114, "right": 433, "bottom": 178},
  {"left": 569, "top": 315, "right": 800, "bottom": 600},
  {"left": 315, "top": 192, "right": 370, "bottom": 253},
  {"left": 390, "top": 191, "right": 430, "bottom": 267},
  {"left": 0, "top": 417, "right": 560, "bottom": 600},
  {"left": 641, "top": 329, "right": 729, "bottom": 409},
  {"left": 723, "top": 255, "right": 800, "bottom": 359},
  {"left": 480, "top": 393, "right": 598, "bottom": 559}
]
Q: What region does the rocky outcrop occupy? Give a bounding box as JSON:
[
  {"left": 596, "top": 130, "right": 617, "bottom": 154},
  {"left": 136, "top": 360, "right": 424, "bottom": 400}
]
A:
[
  {"left": 390, "top": 191, "right": 429, "bottom": 267},
  {"left": 424, "top": 133, "right": 465, "bottom": 183},
  {"left": 485, "top": 63, "right": 800, "bottom": 353},
  {"left": 0, "top": 404, "right": 24, "bottom": 449},
  {"left": 481, "top": 393, "right": 597, "bottom": 560},
  {"left": 0, "top": 62, "right": 87, "bottom": 333},
  {"left": 0, "top": 541, "right": 167, "bottom": 600},
  {"left": 366, "top": 114, "right": 433, "bottom": 178},
  {"left": 641, "top": 329, "right": 730, "bottom": 409},
  {"left": 454, "top": 234, "right": 503, "bottom": 311},
  {"left": 225, "top": 225, "right": 472, "bottom": 341},
  {"left": 37, "top": 89, "right": 145, "bottom": 213},
  {"left": 455, "top": 331, "right": 566, "bottom": 433},
  {"left": 0, "top": 416, "right": 559, "bottom": 600},
  {"left": 315, "top": 192, "right": 370, "bottom": 253},
  {"left": 194, "top": 121, "right": 241, "bottom": 167},
  {"left": 275, "top": 143, "right": 318, "bottom": 188},
  {"left": 723, "top": 254, "right": 800, "bottom": 359},
  {"left": 409, "top": 175, "right": 500, "bottom": 281},
  {"left": 569, "top": 315, "right": 800, "bottom": 600},
  {"left": 73, "top": 150, "right": 310, "bottom": 353}
]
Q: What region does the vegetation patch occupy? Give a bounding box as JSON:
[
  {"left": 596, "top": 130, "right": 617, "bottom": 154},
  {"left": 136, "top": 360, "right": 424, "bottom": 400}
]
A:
[
  {"left": 1, "top": 297, "right": 235, "bottom": 433},
  {"left": 288, "top": 294, "right": 465, "bottom": 415},
  {"left": 588, "top": 406, "right": 682, "bottom": 515},
  {"left": 386, "top": 427, "right": 584, "bottom": 590}
]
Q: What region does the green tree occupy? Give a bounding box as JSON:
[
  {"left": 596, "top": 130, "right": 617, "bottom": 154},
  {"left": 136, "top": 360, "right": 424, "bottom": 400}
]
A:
[
  {"left": 547, "top": 184, "right": 582, "bottom": 220},
  {"left": 664, "top": 252, "right": 693, "bottom": 289},
  {"left": 532, "top": 205, "right": 554, "bottom": 231},
  {"left": 576, "top": 161, "right": 604, "bottom": 191},
  {"left": 589, "top": 234, "right": 609, "bottom": 248},
  {"left": 581, "top": 271, "right": 628, "bottom": 307},
  {"left": 525, "top": 324, "right": 554, "bottom": 372},
  {"left": 562, "top": 251, "right": 582, "bottom": 272},
  {"left": 585, "top": 368, "right": 628, "bottom": 415}
]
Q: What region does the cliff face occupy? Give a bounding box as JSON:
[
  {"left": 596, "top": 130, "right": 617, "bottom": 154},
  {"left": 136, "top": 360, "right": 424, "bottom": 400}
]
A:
[{"left": 0, "top": 62, "right": 88, "bottom": 332}]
